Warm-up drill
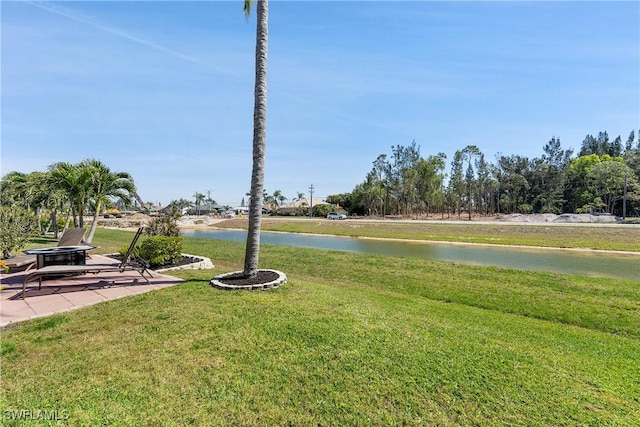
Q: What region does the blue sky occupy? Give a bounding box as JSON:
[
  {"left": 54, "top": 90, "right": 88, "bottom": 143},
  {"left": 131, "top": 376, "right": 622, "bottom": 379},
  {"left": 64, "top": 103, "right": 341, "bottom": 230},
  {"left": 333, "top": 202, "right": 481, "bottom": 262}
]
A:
[{"left": 2, "top": 1, "right": 639, "bottom": 207}]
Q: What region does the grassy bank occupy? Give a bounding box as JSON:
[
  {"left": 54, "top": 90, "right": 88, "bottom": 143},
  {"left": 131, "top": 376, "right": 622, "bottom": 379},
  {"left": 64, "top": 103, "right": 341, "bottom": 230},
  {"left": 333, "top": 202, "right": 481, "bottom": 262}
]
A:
[
  {"left": 214, "top": 218, "right": 640, "bottom": 252},
  {"left": 2, "top": 228, "right": 639, "bottom": 425}
]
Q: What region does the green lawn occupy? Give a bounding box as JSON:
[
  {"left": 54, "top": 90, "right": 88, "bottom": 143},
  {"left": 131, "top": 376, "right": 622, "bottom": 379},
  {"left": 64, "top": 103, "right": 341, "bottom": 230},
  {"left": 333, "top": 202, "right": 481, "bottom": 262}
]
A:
[{"left": 1, "top": 228, "right": 639, "bottom": 425}]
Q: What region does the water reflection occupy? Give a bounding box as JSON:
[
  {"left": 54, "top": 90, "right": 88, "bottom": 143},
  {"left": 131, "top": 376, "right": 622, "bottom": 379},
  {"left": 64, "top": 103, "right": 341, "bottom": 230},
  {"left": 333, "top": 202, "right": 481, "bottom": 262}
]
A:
[{"left": 183, "top": 229, "right": 640, "bottom": 281}]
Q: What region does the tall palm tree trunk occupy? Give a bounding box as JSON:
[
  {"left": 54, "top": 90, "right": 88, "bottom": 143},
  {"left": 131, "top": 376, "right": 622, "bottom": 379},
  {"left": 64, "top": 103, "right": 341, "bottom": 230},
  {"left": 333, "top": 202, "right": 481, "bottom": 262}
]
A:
[
  {"left": 243, "top": 0, "right": 268, "bottom": 277},
  {"left": 64, "top": 209, "right": 73, "bottom": 233},
  {"left": 51, "top": 210, "right": 59, "bottom": 239},
  {"left": 86, "top": 200, "right": 102, "bottom": 243}
]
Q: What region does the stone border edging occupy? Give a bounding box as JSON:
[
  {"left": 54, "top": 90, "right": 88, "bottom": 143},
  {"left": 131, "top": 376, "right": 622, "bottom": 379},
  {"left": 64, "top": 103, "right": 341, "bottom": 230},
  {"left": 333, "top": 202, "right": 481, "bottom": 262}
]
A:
[
  {"left": 156, "top": 254, "right": 214, "bottom": 272},
  {"left": 210, "top": 269, "right": 287, "bottom": 291}
]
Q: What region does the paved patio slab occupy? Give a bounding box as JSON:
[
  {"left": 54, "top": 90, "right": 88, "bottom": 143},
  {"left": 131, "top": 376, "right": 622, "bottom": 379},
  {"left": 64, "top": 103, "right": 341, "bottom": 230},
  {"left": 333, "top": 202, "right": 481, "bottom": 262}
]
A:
[{"left": 0, "top": 255, "right": 185, "bottom": 327}]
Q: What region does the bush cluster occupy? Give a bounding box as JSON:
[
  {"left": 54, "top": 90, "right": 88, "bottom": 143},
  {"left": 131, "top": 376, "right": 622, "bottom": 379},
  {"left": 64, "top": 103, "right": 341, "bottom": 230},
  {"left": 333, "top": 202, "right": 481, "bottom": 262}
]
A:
[
  {"left": 0, "top": 206, "right": 37, "bottom": 259},
  {"left": 138, "top": 236, "right": 183, "bottom": 268},
  {"left": 118, "top": 216, "right": 184, "bottom": 268},
  {"left": 130, "top": 215, "right": 183, "bottom": 267}
]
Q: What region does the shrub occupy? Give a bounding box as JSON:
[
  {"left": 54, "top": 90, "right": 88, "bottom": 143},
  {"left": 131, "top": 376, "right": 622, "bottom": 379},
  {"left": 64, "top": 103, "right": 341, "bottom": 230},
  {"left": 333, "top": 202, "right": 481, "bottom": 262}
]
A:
[
  {"left": 57, "top": 216, "right": 68, "bottom": 231},
  {"left": 146, "top": 215, "right": 181, "bottom": 237},
  {"left": 118, "top": 244, "right": 141, "bottom": 259},
  {"left": 137, "top": 236, "right": 183, "bottom": 268},
  {"left": 0, "top": 206, "right": 37, "bottom": 259},
  {"left": 39, "top": 213, "right": 68, "bottom": 234}
]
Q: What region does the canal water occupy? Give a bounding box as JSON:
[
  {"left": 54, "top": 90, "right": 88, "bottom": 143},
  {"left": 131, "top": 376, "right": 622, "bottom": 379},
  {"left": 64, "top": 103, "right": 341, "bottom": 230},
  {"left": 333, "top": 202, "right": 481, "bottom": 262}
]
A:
[{"left": 183, "top": 229, "right": 640, "bottom": 281}]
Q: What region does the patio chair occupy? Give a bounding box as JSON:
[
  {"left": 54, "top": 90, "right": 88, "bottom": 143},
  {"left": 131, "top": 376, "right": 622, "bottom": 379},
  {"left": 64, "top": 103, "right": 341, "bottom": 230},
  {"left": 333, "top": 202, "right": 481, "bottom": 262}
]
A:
[
  {"left": 4, "top": 228, "right": 86, "bottom": 273},
  {"left": 58, "top": 227, "right": 87, "bottom": 246},
  {"left": 21, "top": 227, "right": 151, "bottom": 299}
]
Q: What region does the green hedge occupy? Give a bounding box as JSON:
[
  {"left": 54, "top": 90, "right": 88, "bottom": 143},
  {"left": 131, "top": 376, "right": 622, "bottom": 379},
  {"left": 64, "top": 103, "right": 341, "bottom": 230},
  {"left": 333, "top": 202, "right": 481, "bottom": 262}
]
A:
[{"left": 138, "top": 236, "right": 183, "bottom": 267}]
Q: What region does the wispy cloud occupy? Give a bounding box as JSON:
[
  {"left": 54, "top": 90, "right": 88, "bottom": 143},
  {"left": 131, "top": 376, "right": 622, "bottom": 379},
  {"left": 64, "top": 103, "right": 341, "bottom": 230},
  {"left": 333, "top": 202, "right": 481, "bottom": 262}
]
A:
[{"left": 23, "top": 0, "right": 231, "bottom": 73}]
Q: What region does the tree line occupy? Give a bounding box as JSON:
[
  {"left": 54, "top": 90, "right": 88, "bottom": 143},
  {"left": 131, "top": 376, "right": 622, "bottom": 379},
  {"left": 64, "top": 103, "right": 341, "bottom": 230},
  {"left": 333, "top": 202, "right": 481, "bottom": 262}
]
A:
[
  {"left": 327, "top": 130, "right": 640, "bottom": 218},
  {"left": 1, "top": 159, "right": 136, "bottom": 245}
]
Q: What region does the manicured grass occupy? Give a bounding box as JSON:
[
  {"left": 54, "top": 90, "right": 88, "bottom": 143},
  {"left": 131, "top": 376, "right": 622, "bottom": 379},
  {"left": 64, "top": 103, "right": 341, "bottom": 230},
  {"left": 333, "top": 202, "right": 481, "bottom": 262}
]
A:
[
  {"left": 215, "top": 218, "right": 640, "bottom": 252},
  {"left": 2, "top": 228, "right": 639, "bottom": 425}
]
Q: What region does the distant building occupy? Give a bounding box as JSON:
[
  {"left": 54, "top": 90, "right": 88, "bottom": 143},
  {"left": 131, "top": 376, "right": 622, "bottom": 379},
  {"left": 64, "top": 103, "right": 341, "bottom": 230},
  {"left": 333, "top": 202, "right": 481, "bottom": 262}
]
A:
[{"left": 278, "top": 198, "right": 329, "bottom": 215}]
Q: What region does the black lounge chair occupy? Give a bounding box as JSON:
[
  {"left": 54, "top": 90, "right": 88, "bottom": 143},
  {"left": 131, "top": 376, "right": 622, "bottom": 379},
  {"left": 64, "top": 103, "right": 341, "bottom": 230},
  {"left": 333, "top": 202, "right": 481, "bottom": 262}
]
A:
[{"left": 21, "top": 227, "right": 151, "bottom": 299}]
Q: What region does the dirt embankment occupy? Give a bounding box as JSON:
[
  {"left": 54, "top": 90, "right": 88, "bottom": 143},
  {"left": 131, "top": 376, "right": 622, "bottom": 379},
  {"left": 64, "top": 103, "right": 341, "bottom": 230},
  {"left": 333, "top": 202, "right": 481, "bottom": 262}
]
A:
[
  {"left": 95, "top": 212, "right": 626, "bottom": 230},
  {"left": 97, "top": 214, "right": 226, "bottom": 230},
  {"left": 497, "top": 213, "right": 620, "bottom": 224}
]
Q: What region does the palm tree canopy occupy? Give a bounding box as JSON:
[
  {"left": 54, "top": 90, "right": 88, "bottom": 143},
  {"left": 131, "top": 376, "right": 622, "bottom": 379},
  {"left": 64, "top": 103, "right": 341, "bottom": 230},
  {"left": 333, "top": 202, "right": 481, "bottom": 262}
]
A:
[
  {"left": 79, "top": 159, "right": 136, "bottom": 243},
  {"left": 243, "top": 0, "right": 253, "bottom": 16},
  {"left": 49, "top": 161, "right": 93, "bottom": 226},
  {"left": 81, "top": 159, "right": 136, "bottom": 207}
]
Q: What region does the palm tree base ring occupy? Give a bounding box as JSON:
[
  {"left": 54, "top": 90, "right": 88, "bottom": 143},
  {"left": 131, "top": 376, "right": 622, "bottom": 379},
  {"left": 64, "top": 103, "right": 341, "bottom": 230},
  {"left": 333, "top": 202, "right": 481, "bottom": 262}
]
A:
[{"left": 210, "top": 269, "right": 286, "bottom": 290}]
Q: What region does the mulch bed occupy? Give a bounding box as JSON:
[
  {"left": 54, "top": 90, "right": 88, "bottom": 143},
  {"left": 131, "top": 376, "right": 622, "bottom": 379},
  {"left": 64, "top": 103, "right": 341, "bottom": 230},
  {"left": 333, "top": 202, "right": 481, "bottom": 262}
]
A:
[{"left": 215, "top": 270, "right": 280, "bottom": 286}]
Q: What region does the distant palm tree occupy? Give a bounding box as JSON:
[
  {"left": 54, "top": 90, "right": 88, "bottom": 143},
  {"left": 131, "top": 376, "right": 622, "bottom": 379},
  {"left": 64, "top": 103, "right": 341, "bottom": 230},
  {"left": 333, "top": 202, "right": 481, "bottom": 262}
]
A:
[
  {"left": 82, "top": 159, "right": 136, "bottom": 243},
  {"left": 167, "top": 199, "right": 191, "bottom": 217},
  {"left": 243, "top": 0, "right": 269, "bottom": 277},
  {"left": 194, "top": 192, "right": 206, "bottom": 216},
  {"left": 272, "top": 189, "right": 286, "bottom": 208},
  {"left": 293, "top": 191, "right": 305, "bottom": 202},
  {"left": 205, "top": 197, "right": 216, "bottom": 212}
]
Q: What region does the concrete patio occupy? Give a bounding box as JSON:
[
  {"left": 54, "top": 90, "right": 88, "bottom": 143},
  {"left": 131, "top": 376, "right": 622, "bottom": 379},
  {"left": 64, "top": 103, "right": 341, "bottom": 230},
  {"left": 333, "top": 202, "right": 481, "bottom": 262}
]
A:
[{"left": 0, "top": 254, "right": 186, "bottom": 327}]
